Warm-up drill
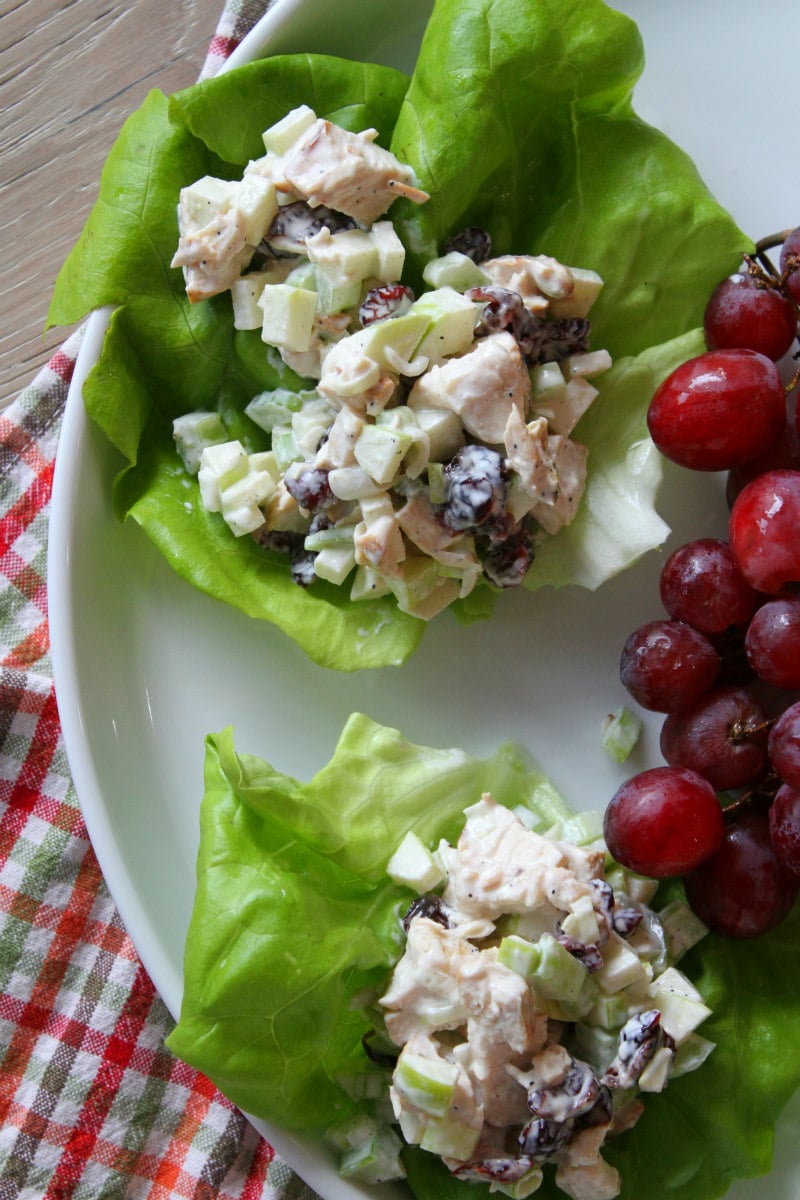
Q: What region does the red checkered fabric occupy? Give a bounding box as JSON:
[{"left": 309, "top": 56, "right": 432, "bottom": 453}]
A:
[{"left": 0, "top": 5, "right": 320, "bottom": 1197}]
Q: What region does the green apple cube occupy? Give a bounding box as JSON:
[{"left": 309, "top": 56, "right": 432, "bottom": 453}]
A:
[
  {"left": 386, "top": 831, "right": 444, "bottom": 891},
  {"left": 235, "top": 173, "right": 278, "bottom": 245},
  {"left": 259, "top": 284, "right": 318, "bottom": 352},
  {"left": 548, "top": 267, "right": 604, "bottom": 318},
  {"left": 638, "top": 1045, "right": 675, "bottom": 1093},
  {"left": 601, "top": 706, "right": 643, "bottom": 764},
  {"left": 312, "top": 545, "right": 357, "bottom": 586},
  {"left": 291, "top": 398, "right": 335, "bottom": 458},
  {"left": 370, "top": 220, "right": 406, "bottom": 280},
  {"left": 410, "top": 288, "right": 481, "bottom": 364},
  {"left": 419, "top": 1116, "right": 481, "bottom": 1161},
  {"left": 422, "top": 251, "right": 490, "bottom": 292},
  {"left": 328, "top": 465, "right": 385, "bottom": 501},
  {"left": 671, "top": 1032, "right": 716, "bottom": 1078},
  {"left": 560, "top": 894, "right": 601, "bottom": 945},
  {"left": 261, "top": 104, "right": 316, "bottom": 154},
  {"left": 388, "top": 556, "right": 442, "bottom": 615},
  {"left": 172, "top": 411, "right": 227, "bottom": 474},
  {"left": 231, "top": 276, "right": 267, "bottom": 330},
  {"left": 245, "top": 387, "right": 317, "bottom": 434},
  {"left": 586, "top": 992, "right": 632, "bottom": 1030},
  {"left": 360, "top": 310, "right": 430, "bottom": 367},
  {"left": 316, "top": 272, "right": 363, "bottom": 316},
  {"left": 412, "top": 406, "right": 465, "bottom": 462},
  {"left": 527, "top": 933, "right": 588, "bottom": 1003},
  {"left": 219, "top": 464, "right": 276, "bottom": 536},
  {"left": 307, "top": 227, "right": 378, "bottom": 288},
  {"left": 197, "top": 441, "right": 249, "bottom": 511},
  {"left": 178, "top": 175, "right": 238, "bottom": 227},
  {"left": 650, "top": 985, "right": 711, "bottom": 1044},
  {"left": 658, "top": 899, "right": 709, "bottom": 962},
  {"left": 355, "top": 425, "right": 411, "bottom": 486},
  {"left": 349, "top": 564, "right": 391, "bottom": 601},
  {"left": 284, "top": 260, "right": 318, "bottom": 290},
  {"left": 394, "top": 1052, "right": 458, "bottom": 1118},
  {"left": 596, "top": 934, "right": 648, "bottom": 995}
]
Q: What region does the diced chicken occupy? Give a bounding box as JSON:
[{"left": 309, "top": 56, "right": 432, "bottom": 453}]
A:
[
  {"left": 555, "top": 1126, "right": 619, "bottom": 1200},
  {"left": 282, "top": 120, "right": 429, "bottom": 224},
  {"left": 458, "top": 952, "right": 547, "bottom": 1064},
  {"left": 481, "top": 255, "right": 573, "bottom": 312},
  {"left": 314, "top": 406, "right": 364, "bottom": 470},
  {"left": 503, "top": 410, "right": 559, "bottom": 506},
  {"left": 261, "top": 479, "right": 308, "bottom": 534},
  {"left": 354, "top": 494, "right": 405, "bottom": 577},
  {"left": 439, "top": 796, "right": 597, "bottom": 919},
  {"left": 170, "top": 209, "right": 252, "bottom": 302},
  {"left": 529, "top": 436, "right": 589, "bottom": 535},
  {"left": 380, "top": 917, "right": 477, "bottom": 1044},
  {"left": 396, "top": 493, "right": 481, "bottom": 596},
  {"left": 408, "top": 331, "right": 530, "bottom": 443}
]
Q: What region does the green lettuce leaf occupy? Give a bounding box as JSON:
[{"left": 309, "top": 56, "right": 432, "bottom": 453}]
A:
[
  {"left": 169, "top": 718, "right": 800, "bottom": 1200},
  {"left": 47, "top": 2, "right": 747, "bottom": 670},
  {"left": 167, "top": 715, "right": 569, "bottom": 1126}
]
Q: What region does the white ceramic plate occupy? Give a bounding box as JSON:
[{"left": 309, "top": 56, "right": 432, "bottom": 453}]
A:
[{"left": 48, "top": 2, "right": 800, "bottom": 1197}]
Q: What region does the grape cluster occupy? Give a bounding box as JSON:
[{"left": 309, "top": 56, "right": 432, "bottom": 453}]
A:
[{"left": 604, "top": 227, "right": 800, "bottom": 939}]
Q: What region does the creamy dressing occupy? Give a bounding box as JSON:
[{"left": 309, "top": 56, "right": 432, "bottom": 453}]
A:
[{"left": 375, "top": 795, "right": 713, "bottom": 1200}]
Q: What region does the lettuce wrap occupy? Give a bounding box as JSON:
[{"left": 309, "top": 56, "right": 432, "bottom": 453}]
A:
[
  {"left": 47, "top": 0, "right": 746, "bottom": 670},
  {"left": 170, "top": 710, "right": 800, "bottom": 1200},
  {"left": 168, "top": 715, "right": 800, "bottom": 1200}
]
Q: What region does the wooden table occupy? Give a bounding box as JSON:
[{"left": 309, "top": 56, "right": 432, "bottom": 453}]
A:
[{"left": 1, "top": 0, "right": 224, "bottom": 408}]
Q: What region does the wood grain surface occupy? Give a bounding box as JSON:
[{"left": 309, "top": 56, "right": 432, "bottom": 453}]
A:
[{"left": 1, "top": 0, "right": 224, "bottom": 408}]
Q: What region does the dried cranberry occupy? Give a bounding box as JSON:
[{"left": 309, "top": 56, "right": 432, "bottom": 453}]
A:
[
  {"left": 518, "top": 1117, "right": 574, "bottom": 1161},
  {"left": 290, "top": 550, "right": 317, "bottom": 587},
  {"left": 264, "top": 201, "right": 356, "bottom": 255},
  {"left": 527, "top": 1060, "right": 601, "bottom": 1121},
  {"left": 525, "top": 316, "right": 591, "bottom": 365},
  {"left": 284, "top": 466, "right": 334, "bottom": 513},
  {"left": 401, "top": 894, "right": 451, "bottom": 932},
  {"left": 358, "top": 283, "right": 415, "bottom": 326},
  {"left": 441, "top": 444, "right": 508, "bottom": 534},
  {"left": 444, "top": 226, "right": 492, "bottom": 263},
  {"left": 466, "top": 285, "right": 524, "bottom": 336},
  {"left": 482, "top": 525, "right": 534, "bottom": 588}
]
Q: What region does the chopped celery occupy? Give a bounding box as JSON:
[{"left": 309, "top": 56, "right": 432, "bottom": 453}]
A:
[
  {"left": 601, "top": 706, "right": 643, "bottom": 763},
  {"left": 393, "top": 1052, "right": 458, "bottom": 1118}
]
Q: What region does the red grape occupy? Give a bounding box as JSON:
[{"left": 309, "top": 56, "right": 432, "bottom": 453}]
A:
[
  {"left": 647, "top": 349, "right": 786, "bottom": 471},
  {"left": 726, "top": 418, "right": 800, "bottom": 508},
  {"left": 744, "top": 597, "right": 800, "bottom": 688},
  {"left": 769, "top": 784, "right": 800, "bottom": 876},
  {"left": 659, "top": 685, "right": 769, "bottom": 790},
  {"left": 684, "top": 804, "right": 798, "bottom": 937},
  {"left": 779, "top": 226, "right": 800, "bottom": 306},
  {"left": 703, "top": 271, "right": 797, "bottom": 361},
  {"left": 729, "top": 469, "right": 800, "bottom": 593},
  {"left": 768, "top": 700, "right": 800, "bottom": 789},
  {"left": 603, "top": 766, "right": 724, "bottom": 878},
  {"left": 619, "top": 620, "right": 719, "bottom": 713},
  {"left": 659, "top": 538, "right": 759, "bottom": 635}
]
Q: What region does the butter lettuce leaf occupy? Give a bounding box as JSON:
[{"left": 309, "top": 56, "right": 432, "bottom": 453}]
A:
[
  {"left": 170, "top": 718, "right": 800, "bottom": 1200},
  {"left": 48, "top": 1, "right": 747, "bottom": 669},
  {"left": 167, "top": 715, "right": 569, "bottom": 1127}
]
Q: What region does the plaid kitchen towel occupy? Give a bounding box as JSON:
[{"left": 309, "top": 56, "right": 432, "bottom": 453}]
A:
[{"left": 0, "top": 4, "right": 319, "bottom": 1197}]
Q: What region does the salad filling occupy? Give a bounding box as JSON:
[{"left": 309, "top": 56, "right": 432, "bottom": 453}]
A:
[
  {"left": 355, "top": 795, "right": 712, "bottom": 1199},
  {"left": 171, "top": 107, "right": 612, "bottom": 619}
]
